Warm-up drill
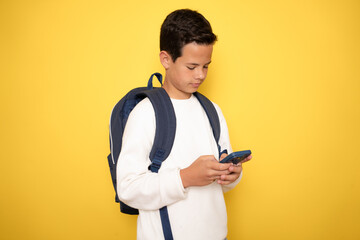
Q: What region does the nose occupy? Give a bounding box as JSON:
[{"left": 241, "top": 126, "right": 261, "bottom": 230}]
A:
[{"left": 195, "top": 68, "right": 206, "bottom": 80}]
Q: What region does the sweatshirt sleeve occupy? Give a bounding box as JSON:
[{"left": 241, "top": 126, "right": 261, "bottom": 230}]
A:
[
  {"left": 213, "top": 103, "right": 242, "bottom": 193},
  {"left": 116, "top": 98, "right": 187, "bottom": 211}
]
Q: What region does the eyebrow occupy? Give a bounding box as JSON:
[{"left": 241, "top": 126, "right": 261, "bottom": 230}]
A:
[{"left": 186, "top": 61, "right": 212, "bottom": 66}]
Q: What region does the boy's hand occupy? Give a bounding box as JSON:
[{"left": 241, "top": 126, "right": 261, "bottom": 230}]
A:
[
  {"left": 180, "top": 155, "right": 231, "bottom": 188},
  {"left": 217, "top": 154, "right": 252, "bottom": 185}
]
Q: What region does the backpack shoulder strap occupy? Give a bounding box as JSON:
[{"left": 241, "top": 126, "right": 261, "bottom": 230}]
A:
[
  {"left": 137, "top": 87, "right": 176, "bottom": 240},
  {"left": 137, "top": 88, "right": 176, "bottom": 173},
  {"left": 193, "top": 92, "right": 225, "bottom": 157}
]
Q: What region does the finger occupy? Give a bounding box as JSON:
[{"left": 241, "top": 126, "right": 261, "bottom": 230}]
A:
[
  {"left": 219, "top": 153, "right": 228, "bottom": 161},
  {"left": 229, "top": 165, "right": 242, "bottom": 173},
  {"left": 241, "top": 155, "right": 252, "bottom": 163},
  {"left": 217, "top": 176, "right": 238, "bottom": 185},
  {"left": 213, "top": 162, "right": 231, "bottom": 171},
  {"left": 217, "top": 180, "right": 232, "bottom": 185},
  {"left": 212, "top": 175, "right": 220, "bottom": 181},
  {"left": 209, "top": 169, "right": 230, "bottom": 178},
  {"left": 219, "top": 172, "right": 240, "bottom": 183}
]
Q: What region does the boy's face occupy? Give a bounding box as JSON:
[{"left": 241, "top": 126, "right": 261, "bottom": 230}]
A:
[{"left": 161, "top": 42, "right": 213, "bottom": 99}]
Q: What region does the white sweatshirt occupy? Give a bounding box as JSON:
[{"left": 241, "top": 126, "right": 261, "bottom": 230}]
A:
[{"left": 117, "top": 94, "right": 241, "bottom": 240}]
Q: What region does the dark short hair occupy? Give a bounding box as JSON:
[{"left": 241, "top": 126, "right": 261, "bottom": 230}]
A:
[{"left": 160, "top": 9, "right": 217, "bottom": 62}]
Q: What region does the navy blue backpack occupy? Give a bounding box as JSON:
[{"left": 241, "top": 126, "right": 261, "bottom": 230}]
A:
[{"left": 107, "top": 73, "right": 223, "bottom": 240}]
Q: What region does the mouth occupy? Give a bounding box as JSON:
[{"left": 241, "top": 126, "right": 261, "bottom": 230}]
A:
[{"left": 191, "top": 83, "right": 201, "bottom": 88}]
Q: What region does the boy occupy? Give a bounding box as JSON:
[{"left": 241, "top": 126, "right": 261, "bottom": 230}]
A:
[{"left": 117, "top": 9, "right": 252, "bottom": 240}]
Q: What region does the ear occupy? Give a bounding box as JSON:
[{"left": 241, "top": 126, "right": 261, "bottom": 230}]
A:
[{"left": 159, "top": 51, "right": 172, "bottom": 69}]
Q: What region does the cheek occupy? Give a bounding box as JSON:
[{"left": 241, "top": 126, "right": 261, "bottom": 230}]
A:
[
  {"left": 177, "top": 69, "right": 191, "bottom": 81},
  {"left": 184, "top": 69, "right": 194, "bottom": 79}
]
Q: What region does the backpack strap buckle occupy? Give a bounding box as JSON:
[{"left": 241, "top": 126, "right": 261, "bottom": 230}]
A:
[{"left": 149, "top": 149, "right": 165, "bottom": 173}]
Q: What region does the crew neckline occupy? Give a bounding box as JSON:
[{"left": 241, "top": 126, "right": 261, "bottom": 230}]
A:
[{"left": 170, "top": 94, "right": 196, "bottom": 102}]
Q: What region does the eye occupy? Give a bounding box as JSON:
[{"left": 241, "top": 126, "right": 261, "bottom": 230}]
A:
[
  {"left": 187, "top": 66, "right": 195, "bottom": 70},
  {"left": 204, "top": 65, "right": 209, "bottom": 69}
]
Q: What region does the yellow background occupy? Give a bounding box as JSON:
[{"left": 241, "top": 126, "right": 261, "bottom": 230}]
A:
[{"left": 1, "top": 0, "right": 359, "bottom": 239}]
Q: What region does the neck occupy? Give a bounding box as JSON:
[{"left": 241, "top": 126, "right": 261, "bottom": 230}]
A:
[{"left": 162, "top": 81, "right": 192, "bottom": 100}]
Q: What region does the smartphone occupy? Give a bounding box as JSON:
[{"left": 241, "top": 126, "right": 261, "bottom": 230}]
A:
[{"left": 219, "top": 150, "right": 252, "bottom": 164}]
